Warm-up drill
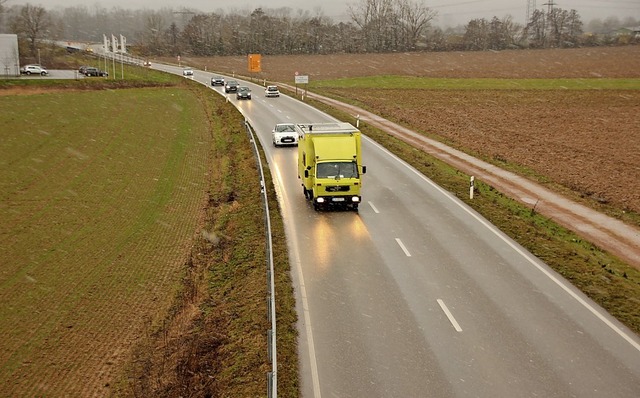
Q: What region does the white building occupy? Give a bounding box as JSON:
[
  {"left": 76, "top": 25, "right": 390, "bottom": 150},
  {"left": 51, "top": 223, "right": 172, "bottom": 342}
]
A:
[{"left": 0, "top": 34, "right": 20, "bottom": 77}]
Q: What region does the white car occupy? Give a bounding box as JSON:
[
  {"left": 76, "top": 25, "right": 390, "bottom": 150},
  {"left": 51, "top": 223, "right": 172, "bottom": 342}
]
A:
[
  {"left": 183, "top": 68, "right": 194, "bottom": 76},
  {"left": 265, "top": 85, "right": 280, "bottom": 97},
  {"left": 20, "top": 64, "right": 48, "bottom": 76},
  {"left": 272, "top": 123, "right": 298, "bottom": 147}
]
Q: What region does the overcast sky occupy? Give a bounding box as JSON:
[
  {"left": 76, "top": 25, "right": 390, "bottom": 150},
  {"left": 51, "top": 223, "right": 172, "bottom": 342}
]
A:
[{"left": 19, "top": 0, "right": 640, "bottom": 26}]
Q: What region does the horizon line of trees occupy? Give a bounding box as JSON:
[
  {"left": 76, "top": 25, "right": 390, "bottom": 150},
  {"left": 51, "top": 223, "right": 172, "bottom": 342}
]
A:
[{"left": 2, "top": 0, "right": 638, "bottom": 61}]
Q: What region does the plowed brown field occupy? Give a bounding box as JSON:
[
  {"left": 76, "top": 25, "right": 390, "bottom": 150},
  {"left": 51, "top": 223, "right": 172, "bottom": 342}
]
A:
[{"left": 338, "top": 88, "right": 640, "bottom": 214}]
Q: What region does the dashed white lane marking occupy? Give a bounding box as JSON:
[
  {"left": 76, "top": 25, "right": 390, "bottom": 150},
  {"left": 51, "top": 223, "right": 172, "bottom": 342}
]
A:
[
  {"left": 438, "top": 299, "right": 463, "bottom": 332},
  {"left": 395, "top": 238, "right": 412, "bottom": 257}
]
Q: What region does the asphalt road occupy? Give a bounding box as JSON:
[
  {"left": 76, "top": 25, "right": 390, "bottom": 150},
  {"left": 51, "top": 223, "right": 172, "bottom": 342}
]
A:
[{"left": 156, "top": 64, "right": 640, "bottom": 398}]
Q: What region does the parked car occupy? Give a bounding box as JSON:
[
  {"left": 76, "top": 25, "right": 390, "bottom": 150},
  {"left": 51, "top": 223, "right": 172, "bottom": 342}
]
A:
[
  {"left": 182, "top": 68, "right": 194, "bottom": 76},
  {"left": 20, "top": 64, "right": 48, "bottom": 76},
  {"left": 211, "top": 76, "right": 225, "bottom": 86},
  {"left": 265, "top": 85, "right": 280, "bottom": 97},
  {"left": 272, "top": 123, "right": 298, "bottom": 147},
  {"left": 225, "top": 80, "right": 239, "bottom": 93},
  {"left": 236, "top": 86, "right": 252, "bottom": 100},
  {"left": 84, "top": 67, "right": 108, "bottom": 77}
]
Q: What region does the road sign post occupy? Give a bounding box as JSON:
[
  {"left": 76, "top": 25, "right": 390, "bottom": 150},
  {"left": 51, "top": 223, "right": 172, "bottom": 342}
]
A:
[{"left": 294, "top": 74, "right": 309, "bottom": 99}]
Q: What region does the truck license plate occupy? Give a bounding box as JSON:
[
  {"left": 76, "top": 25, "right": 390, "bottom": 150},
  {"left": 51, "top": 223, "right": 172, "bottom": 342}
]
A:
[{"left": 332, "top": 197, "right": 345, "bottom": 202}]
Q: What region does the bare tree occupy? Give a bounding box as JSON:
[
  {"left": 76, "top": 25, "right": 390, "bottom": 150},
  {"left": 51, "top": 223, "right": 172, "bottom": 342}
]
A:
[
  {"left": 564, "top": 9, "right": 583, "bottom": 46},
  {"left": 348, "top": 0, "right": 396, "bottom": 52},
  {"left": 140, "top": 12, "right": 167, "bottom": 56},
  {"left": 0, "top": 0, "right": 8, "bottom": 30},
  {"left": 487, "top": 15, "right": 523, "bottom": 50},
  {"left": 463, "top": 18, "right": 489, "bottom": 50},
  {"left": 525, "top": 9, "right": 547, "bottom": 48},
  {"left": 10, "top": 4, "right": 51, "bottom": 58},
  {"left": 547, "top": 8, "right": 583, "bottom": 47},
  {"left": 397, "top": 0, "right": 436, "bottom": 50}
]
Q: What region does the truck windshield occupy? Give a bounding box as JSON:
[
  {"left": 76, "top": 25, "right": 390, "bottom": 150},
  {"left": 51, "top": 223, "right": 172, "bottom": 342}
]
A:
[{"left": 316, "top": 162, "right": 358, "bottom": 179}]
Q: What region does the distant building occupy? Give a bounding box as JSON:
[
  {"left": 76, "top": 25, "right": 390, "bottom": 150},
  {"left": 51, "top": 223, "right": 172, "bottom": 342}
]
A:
[
  {"left": 0, "top": 34, "right": 20, "bottom": 77},
  {"left": 615, "top": 26, "right": 640, "bottom": 38}
]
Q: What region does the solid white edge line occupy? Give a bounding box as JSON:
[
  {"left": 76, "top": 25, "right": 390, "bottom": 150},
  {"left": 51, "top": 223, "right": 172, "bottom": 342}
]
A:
[
  {"left": 365, "top": 136, "right": 640, "bottom": 352},
  {"left": 295, "top": 252, "right": 323, "bottom": 398},
  {"left": 266, "top": 151, "right": 321, "bottom": 396},
  {"left": 438, "top": 299, "right": 463, "bottom": 332},
  {"left": 273, "top": 164, "right": 323, "bottom": 398},
  {"left": 395, "top": 238, "right": 412, "bottom": 257}
]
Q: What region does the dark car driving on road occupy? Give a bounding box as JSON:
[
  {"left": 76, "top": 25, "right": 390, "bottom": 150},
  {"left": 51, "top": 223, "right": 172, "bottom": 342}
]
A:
[
  {"left": 84, "top": 67, "right": 108, "bottom": 77},
  {"left": 236, "top": 86, "right": 252, "bottom": 100},
  {"left": 225, "top": 80, "right": 239, "bottom": 93},
  {"left": 211, "top": 76, "right": 225, "bottom": 86}
]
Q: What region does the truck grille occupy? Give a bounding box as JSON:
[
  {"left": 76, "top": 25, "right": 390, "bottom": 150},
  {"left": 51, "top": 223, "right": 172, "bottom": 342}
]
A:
[{"left": 325, "top": 186, "right": 350, "bottom": 192}]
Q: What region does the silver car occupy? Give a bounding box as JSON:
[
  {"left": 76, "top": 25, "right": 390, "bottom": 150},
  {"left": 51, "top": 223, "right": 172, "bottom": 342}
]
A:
[{"left": 20, "top": 64, "right": 48, "bottom": 76}]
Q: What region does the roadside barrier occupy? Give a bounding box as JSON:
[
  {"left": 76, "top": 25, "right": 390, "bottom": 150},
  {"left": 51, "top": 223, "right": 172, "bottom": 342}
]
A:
[{"left": 244, "top": 120, "right": 278, "bottom": 398}]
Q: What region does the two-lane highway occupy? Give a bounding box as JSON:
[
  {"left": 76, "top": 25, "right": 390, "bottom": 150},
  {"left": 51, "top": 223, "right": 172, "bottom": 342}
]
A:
[{"left": 156, "top": 64, "right": 640, "bottom": 397}]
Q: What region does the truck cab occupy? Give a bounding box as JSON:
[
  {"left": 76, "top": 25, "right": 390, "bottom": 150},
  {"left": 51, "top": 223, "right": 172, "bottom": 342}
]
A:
[{"left": 297, "top": 123, "right": 366, "bottom": 211}]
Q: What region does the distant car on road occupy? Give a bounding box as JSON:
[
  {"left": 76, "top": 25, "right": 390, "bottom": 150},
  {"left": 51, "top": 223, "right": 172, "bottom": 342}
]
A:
[
  {"left": 272, "top": 123, "right": 298, "bottom": 147},
  {"left": 236, "top": 86, "right": 252, "bottom": 100},
  {"left": 20, "top": 64, "right": 48, "bottom": 76},
  {"left": 225, "top": 80, "right": 239, "bottom": 93},
  {"left": 183, "top": 68, "right": 194, "bottom": 76},
  {"left": 211, "top": 76, "right": 225, "bottom": 86},
  {"left": 84, "top": 67, "right": 108, "bottom": 77},
  {"left": 78, "top": 65, "right": 89, "bottom": 74},
  {"left": 265, "top": 85, "right": 280, "bottom": 97}
]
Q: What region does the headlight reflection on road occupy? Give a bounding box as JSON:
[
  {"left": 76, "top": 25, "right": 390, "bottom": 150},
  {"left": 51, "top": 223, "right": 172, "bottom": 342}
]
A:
[{"left": 311, "top": 213, "right": 370, "bottom": 274}]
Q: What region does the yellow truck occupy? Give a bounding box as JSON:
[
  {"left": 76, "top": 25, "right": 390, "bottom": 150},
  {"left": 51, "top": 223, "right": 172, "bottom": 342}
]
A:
[{"left": 297, "top": 122, "right": 366, "bottom": 211}]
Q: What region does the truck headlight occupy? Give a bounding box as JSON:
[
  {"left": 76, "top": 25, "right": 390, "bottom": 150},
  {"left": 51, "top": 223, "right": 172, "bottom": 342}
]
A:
[
  {"left": 316, "top": 197, "right": 325, "bottom": 203},
  {"left": 352, "top": 196, "right": 360, "bottom": 203}
]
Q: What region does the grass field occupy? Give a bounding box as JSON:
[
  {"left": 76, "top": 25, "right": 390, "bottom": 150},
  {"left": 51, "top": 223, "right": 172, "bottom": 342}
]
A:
[
  {"left": 0, "top": 85, "right": 213, "bottom": 395},
  {"left": 0, "top": 77, "right": 299, "bottom": 397}
]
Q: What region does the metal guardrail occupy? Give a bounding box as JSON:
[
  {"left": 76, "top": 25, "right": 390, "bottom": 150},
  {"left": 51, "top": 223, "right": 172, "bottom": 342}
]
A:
[{"left": 244, "top": 120, "right": 278, "bottom": 398}]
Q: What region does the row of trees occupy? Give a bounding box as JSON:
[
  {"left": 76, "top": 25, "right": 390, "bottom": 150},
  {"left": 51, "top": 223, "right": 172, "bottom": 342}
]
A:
[
  {"left": 2, "top": 0, "right": 638, "bottom": 60},
  {"left": 462, "top": 8, "right": 584, "bottom": 51}
]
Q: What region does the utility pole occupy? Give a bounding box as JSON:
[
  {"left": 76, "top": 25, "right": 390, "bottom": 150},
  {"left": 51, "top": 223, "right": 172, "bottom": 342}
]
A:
[
  {"left": 542, "top": 0, "right": 556, "bottom": 14},
  {"left": 541, "top": 0, "right": 556, "bottom": 47},
  {"left": 526, "top": 0, "right": 537, "bottom": 24}
]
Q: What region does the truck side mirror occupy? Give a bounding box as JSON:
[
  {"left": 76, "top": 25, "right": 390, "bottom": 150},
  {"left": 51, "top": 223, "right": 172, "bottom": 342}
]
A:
[{"left": 362, "top": 166, "right": 367, "bottom": 174}]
